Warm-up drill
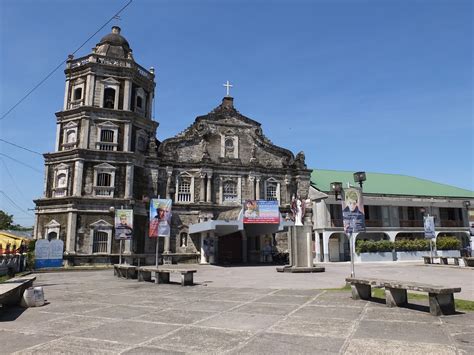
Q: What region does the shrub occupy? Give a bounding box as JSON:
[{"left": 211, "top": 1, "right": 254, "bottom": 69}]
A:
[
  {"left": 394, "top": 239, "right": 429, "bottom": 252},
  {"left": 436, "top": 237, "right": 461, "bottom": 250},
  {"left": 356, "top": 239, "right": 394, "bottom": 254}
]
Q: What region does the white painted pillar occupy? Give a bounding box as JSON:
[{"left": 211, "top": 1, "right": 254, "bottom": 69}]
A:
[
  {"left": 125, "top": 164, "right": 134, "bottom": 199},
  {"left": 237, "top": 176, "right": 242, "bottom": 202},
  {"left": 190, "top": 176, "right": 195, "bottom": 203},
  {"left": 210, "top": 231, "right": 217, "bottom": 264},
  {"left": 43, "top": 165, "right": 49, "bottom": 196},
  {"left": 66, "top": 212, "right": 77, "bottom": 254},
  {"left": 315, "top": 231, "right": 321, "bottom": 263},
  {"left": 248, "top": 176, "right": 255, "bottom": 200},
  {"left": 206, "top": 174, "right": 212, "bottom": 202},
  {"left": 73, "top": 160, "right": 84, "bottom": 197},
  {"left": 255, "top": 177, "right": 261, "bottom": 200},
  {"left": 276, "top": 182, "right": 281, "bottom": 204},
  {"left": 323, "top": 231, "right": 331, "bottom": 262},
  {"left": 200, "top": 232, "right": 208, "bottom": 264}
]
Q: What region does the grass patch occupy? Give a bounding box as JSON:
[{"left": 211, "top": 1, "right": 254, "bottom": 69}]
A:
[
  {"left": 371, "top": 288, "right": 474, "bottom": 312},
  {"left": 324, "top": 284, "right": 351, "bottom": 292}
]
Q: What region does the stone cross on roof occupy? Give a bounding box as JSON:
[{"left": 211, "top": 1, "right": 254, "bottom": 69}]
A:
[{"left": 223, "top": 80, "right": 233, "bottom": 97}]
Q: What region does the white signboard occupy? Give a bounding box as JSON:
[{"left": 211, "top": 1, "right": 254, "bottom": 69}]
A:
[{"left": 424, "top": 215, "right": 436, "bottom": 239}]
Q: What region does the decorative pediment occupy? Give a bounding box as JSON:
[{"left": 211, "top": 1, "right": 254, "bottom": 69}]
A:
[
  {"left": 95, "top": 163, "right": 116, "bottom": 171},
  {"left": 54, "top": 163, "right": 69, "bottom": 171},
  {"left": 64, "top": 121, "right": 78, "bottom": 129},
  {"left": 90, "top": 219, "right": 113, "bottom": 228},
  {"left": 97, "top": 121, "right": 119, "bottom": 129},
  {"left": 45, "top": 219, "right": 61, "bottom": 228},
  {"left": 102, "top": 77, "right": 120, "bottom": 85}
]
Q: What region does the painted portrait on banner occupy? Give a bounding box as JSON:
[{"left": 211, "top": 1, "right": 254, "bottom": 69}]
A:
[
  {"left": 342, "top": 187, "right": 366, "bottom": 234},
  {"left": 149, "top": 199, "right": 172, "bottom": 237},
  {"left": 243, "top": 200, "right": 279, "bottom": 224},
  {"left": 424, "top": 215, "right": 436, "bottom": 239},
  {"left": 115, "top": 209, "right": 133, "bottom": 240}
]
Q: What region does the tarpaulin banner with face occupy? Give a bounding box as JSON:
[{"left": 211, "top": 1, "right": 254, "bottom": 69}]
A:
[
  {"left": 341, "top": 187, "right": 366, "bottom": 234},
  {"left": 115, "top": 209, "right": 133, "bottom": 240},
  {"left": 149, "top": 199, "right": 172, "bottom": 237}
]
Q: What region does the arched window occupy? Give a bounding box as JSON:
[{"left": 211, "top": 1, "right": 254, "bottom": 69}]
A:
[
  {"left": 47, "top": 231, "right": 57, "bottom": 241},
  {"left": 266, "top": 182, "right": 278, "bottom": 201},
  {"left": 73, "top": 87, "right": 82, "bottom": 101},
  {"left": 56, "top": 173, "right": 67, "bottom": 188},
  {"left": 223, "top": 181, "right": 237, "bottom": 202},
  {"left": 180, "top": 232, "right": 188, "bottom": 247},
  {"left": 178, "top": 180, "right": 191, "bottom": 202},
  {"left": 103, "top": 88, "right": 116, "bottom": 108},
  {"left": 136, "top": 96, "right": 143, "bottom": 109},
  {"left": 225, "top": 138, "right": 234, "bottom": 158}
]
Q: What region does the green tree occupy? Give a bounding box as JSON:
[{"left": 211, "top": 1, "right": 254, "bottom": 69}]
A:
[{"left": 0, "top": 210, "right": 14, "bottom": 229}]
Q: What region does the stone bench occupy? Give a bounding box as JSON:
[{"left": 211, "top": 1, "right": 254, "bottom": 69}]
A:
[
  {"left": 113, "top": 264, "right": 137, "bottom": 279},
  {"left": 0, "top": 276, "right": 36, "bottom": 307},
  {"left": 346, "top": 277, "right": 461, "bottom": 316},
  {"left": 137, "top": 266, "right": 196, "bottom": 286},
  {"left": 423, "top": 256, "right": 461, "bottom": 266}
]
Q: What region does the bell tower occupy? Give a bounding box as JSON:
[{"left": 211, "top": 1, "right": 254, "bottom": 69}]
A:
[{"left": 34, "top": 27, "right": 157, "bottom": 264}]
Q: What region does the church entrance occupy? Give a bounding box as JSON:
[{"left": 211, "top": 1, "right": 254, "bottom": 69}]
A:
[{"left": 218, "top": 232, "right": 242, "bottom": 264}]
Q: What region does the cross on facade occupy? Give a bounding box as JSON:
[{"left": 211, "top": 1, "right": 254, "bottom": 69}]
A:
[{"left": 223, "top": 80, "right": 233, "bottom": 97}]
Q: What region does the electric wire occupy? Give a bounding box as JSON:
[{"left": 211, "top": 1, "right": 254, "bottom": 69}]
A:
[
  {"left": 0, "top": 138, "right": 42, "bottom": 156},
  {"left": 0, "top": 0, "right": 133, "bottom": 121},
  {"left": 0, "top": 153, "right": 42, "bottom": 174},
  {"left": 0, "top": 190, "right": 32, "bottom": 215}
]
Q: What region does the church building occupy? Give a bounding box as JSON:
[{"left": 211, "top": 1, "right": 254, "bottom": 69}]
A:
[{"left": 33, "top": 27, "right": 311, "bottom": 265}]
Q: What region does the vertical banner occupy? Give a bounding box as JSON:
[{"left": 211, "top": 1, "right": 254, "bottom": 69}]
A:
[
  {"left": 423, "top": 215, "right": 436, "bottom": 239},
  {"left": 342, "top": 187, "right": 366, "bottom": 234},
  {"left": 115, "top": 209, "right": 134, "bottom": 240},
  {"left": 149, "top": 199, "right": 172, "bottom": 237}
]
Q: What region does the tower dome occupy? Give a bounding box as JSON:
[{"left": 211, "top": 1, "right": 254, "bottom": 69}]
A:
[{"left": 94, "top": 26, "right": 133, "bottom": 59}]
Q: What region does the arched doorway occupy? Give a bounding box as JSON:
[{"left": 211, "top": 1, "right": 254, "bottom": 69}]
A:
[{"left": 328, "top": 233, "right": 350, "bottom": 262}]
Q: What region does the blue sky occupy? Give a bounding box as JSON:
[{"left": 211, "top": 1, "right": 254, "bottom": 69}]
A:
[{"left": 0, "top": 0, "right": 472, "bottom": 226}]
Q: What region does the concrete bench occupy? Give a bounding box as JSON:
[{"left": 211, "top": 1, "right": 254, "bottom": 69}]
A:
[
  {"left": 113, "top": 264, "right": 137, "bottom": 279},
  {"left": 137, "top": 266, "right": 196, "bottom": 286},
  {"left": 0, "top": 276, "right": 36, "bottom": 307},
  {"left": 346, "top": 277, "right": 461, "bottom": 316}
]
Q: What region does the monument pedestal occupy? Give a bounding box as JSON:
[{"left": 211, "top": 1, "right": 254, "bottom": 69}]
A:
[{"left": 276, "top": 225, "right": 325, "bottom": 273}]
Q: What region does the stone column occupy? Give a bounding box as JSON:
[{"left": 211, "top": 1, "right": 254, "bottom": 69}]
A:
[
  {"left": 66, "top": 212, "right": 77, "bottom": 254},
  {"left": 123, "top": 79, "right": 131, "bottom": 110},
  {"left": 63, "top": 79, "right": 70, "bottom": 110},
  {"left": 190, "top": 176, "right": 195, "bottom": 203},
  {"left": 125, "top": 163, "right": 134, "bottom": 199},
  {"left": 80, "top": 119, "right": 90, "bottom": 149},
  {"left": 255, "top": 177, "right": 261, "bottom": 200},
  {"left": 248, "top": 175, "right": 255, "bottom": 200},
  {"left": 237, "top": 176, "right": 242, "bottom": 203},
  {"left": 85, "top": 74, "right": 93, "bottom": 106},
  {"left": 165, "top": 167, "right": 173, "bottom": 199},
  {"left": 284, "top": 175, "right": 290, "bottom": 205},
  {"left": 73, "top": 160, "right": 84, "bottom": 197},
  {"left": 43, "top": 165, "right": 49, "bottom": 196},
  {"left": 200, "top": 172, "right": 206, "bottom": 202},
  {"left": 123, "top": 123, "right": 131, "bottom": 152},
  {"left": 55, "top": 124, "right": 61, "bottom": 151},
  {"left": 218, "top": 177, "right": 223, "bottom": 204},
  {"left": 200, "top": 232, "right": 207, "bottom": 264},
  {"left": 276, "top": 182, "right": 281, "bottom": 204},
  {"left": 241, "top": 231, "right": 248, "bottom": 263},
  {"left": 206, "top": 173, "right": 212, "bottom": 202}
]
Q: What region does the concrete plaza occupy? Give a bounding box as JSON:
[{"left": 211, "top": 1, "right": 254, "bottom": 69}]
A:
[{"left": 0, "top": 262, "right": 473, "bottom": 354}]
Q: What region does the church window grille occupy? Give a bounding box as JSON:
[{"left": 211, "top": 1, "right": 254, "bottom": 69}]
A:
[
  {"left": 223, "top": 181, "right": 238, "bottom": 202},
  {"left": 73, "top": 87, "right": 82, "bottom": 101},
  {"left": 103, "top": 88, "right": 116, "bottom": 109},
  {"left": 97, "top": 173, "right": 111, "bottom": 187},
  {"left": 266, "top": 183, "right": 277, "bottom": 201},
  {"left": 92, "top": 231, "right": 109, "bottom": 253},
  {"left": 98, "top": 129, "right": 115, "bottom": 151},
  {"left": 177, "top": 180, "right": 191, "bottom": 202}
]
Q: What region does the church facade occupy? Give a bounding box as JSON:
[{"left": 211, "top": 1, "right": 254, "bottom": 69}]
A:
[{"left": 33, "top": 27, "right": 311, "bottom": 265}]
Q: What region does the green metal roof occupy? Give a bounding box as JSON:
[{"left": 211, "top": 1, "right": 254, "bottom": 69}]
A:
[{"left": 311, "top": 169, "right": 474, "bottom": 198}]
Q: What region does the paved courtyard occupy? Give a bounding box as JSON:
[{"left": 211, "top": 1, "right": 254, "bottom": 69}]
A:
[{"left": 0, "top": 262, "right": 473, "bottom": 354}]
